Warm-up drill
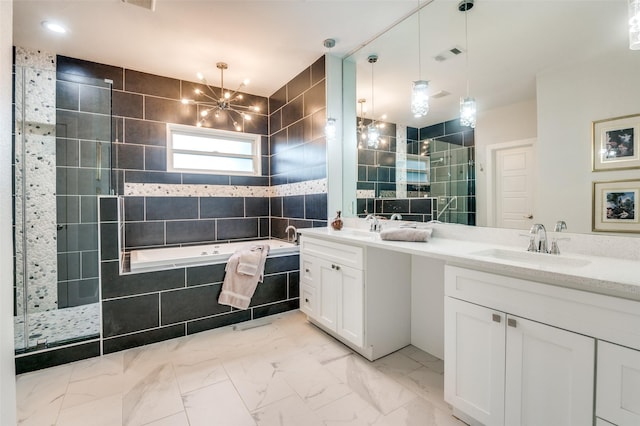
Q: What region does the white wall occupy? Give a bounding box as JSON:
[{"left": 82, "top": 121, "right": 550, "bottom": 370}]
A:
[
  {"left": 1, "top": 0, "right": 17, "bottom": 424},
  {"left": 537, "top": 48, "right": 640, "bottom": 234},
  {"left": 475, "top": 99, "right": 537, "bottom": 226}
]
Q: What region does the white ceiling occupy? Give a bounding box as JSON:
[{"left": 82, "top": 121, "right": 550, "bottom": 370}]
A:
[
  {"left": 13, "top": 0, "right": 419, "bottom": 96},
  {"left": 13, "top": 0, "right": 631, "bottom": 128}
]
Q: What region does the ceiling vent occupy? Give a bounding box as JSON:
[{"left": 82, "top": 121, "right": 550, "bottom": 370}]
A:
[
  {"left": 431, "top": 90, "right": 450, "bottom": 99},
  {"left": 434, "top": 46, "right": 465, "bottom": 62},
  {"left": 122, "top": 0, "right": 156, "bottom": 11}
]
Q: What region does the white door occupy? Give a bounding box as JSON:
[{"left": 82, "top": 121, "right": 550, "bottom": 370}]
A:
[
  {"left": 495, "top": 144, "right": 535, "bottom": 229},
  {"left": 504, "top": 315, "right": 595, "bottom": 426},
  {"left": 444, "top": 298, "right": 506, "bottom": 426},
  {"left": 317, "top": 258, "right": 340, "bottom": 332},
  {"left": 337, "top": 265, "right": 363, "bottom": 348}
]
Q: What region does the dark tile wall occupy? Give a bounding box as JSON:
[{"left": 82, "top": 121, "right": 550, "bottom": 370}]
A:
[
  {"left": 420, "top": 119, "right": 476, "bottom": 226},
  {"left": 356, "top": 197, "right": 438, "bottom": 223},
  {"left": 269, "top": 56, "right": 328, "bottom": 238},
  {"left": 58, "top": 55, "right": 328, "bottom": 247},
  {"left": 356, "top": 118, "right": 475, "bottom": 225},
  {"left": 56, "top": 73, "right": 112, "bottom": 308},
  {"left": 99, "top": 197, "right": 299, "bottom": 354},
  {"left": 57, "top": 55, "right": 270, "bottom": 196},
  {"left": 356, "top": 118, "right": 398, "bottom": 198}
]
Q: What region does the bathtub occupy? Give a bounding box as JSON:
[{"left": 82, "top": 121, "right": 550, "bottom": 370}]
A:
[{"left": 129, "top": 239, "right": 298, "bottom": 272}]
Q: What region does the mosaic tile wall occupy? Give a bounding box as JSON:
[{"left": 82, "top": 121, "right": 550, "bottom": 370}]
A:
[{"left": 14, "top": 47, "right": 58, "bottom": 313}]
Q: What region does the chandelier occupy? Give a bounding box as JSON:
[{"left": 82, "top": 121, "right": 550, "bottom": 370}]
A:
[{"left": 181, "top": 62, "right": 260, "bottom": 131}]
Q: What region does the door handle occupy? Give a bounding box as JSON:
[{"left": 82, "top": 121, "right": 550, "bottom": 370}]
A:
[
  {"left": 507, "top": 318, "right": 517, "bottom": 328},
  {"left": 524, "top": 214, "right": 533, "bottom": 219},
  {"left": 492, "top": 314, "right": 501, "bottom": 323}
]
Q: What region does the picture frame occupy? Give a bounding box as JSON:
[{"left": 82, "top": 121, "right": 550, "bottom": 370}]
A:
[
  {"left": 592, "top": 179, "right": 639, "bottom": 233},
  {"left": 592, "top": 114, "right": 640, "bottom": 171}
]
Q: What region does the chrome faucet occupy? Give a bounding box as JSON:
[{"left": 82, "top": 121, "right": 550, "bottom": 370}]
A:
[
  {"left": 554, "top": 220, "right": 567, "bottom": 232},
  {"left": 390, "top": 213, "right": 403, "bottom": 220},
  {"left": 365, "top": 214, "right": 381, "bottom": 232},
  {"left": 549, "top": 220, "right": 568, "bottom": 254},
  {"left": 284, "top": 225, "right": 297, "bottom": 244},
  {"left": 528, "top": 223, "right": 548, "bottom": 253}
]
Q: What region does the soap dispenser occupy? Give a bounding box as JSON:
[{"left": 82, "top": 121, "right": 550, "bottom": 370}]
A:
[{"left": 331, "top": 210, "right": 344, "bottom": 230}]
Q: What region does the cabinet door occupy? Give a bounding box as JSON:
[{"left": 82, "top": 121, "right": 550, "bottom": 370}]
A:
[
  {"left": 317, "top": 258, "right": 341, "bottom": 332},
  {"left": 444, "top": 297, "right": 506, "bottom": 426},
  {"left": 337, "top": 265, "right": 363, "bottom": 348},
  {"left": 504, "top": 315, "right": 594, "bottom": 426},
  {"left": 597, "top": 340, "right": 640, "bottom": 426},
  {"left": 300, "top": 284, "right": 316, "bottom": 317}
]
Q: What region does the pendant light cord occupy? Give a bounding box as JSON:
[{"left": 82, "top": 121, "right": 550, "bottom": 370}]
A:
[
  {"left": 418, "top": 0, "right": 422, "bottom": 80},
  {"left": 465, "top": 5, "right": 470, "bottom": 97}
]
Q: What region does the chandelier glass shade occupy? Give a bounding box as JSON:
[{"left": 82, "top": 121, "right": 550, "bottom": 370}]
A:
[
  {"left": 460, "top": 96, "right": 476, "bottom": 128},
  {"left": 630, "top": 0, "right": 640, "bottom": 50},
  {"left": 411, "top": 80, "right": 429, "bottom": 118},
  {"left": 181, "top": 62, "right": 259, "bottom": 131}
]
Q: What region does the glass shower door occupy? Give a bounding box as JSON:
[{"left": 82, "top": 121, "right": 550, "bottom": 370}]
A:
[{"left": 13, "top": 65, "right": 112, "bottom": 352}]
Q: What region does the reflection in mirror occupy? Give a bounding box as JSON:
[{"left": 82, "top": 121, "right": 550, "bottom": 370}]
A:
[
  {"left": 355, "top": 115, "right": 476, "bottom": 224},
  {"left": 343, "top": 1, "right": 639, "bottom": 234}
]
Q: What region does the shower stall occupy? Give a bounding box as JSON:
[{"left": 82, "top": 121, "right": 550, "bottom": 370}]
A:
[{"left": 13, "top": 63, "right": 112, "bottom": 353}]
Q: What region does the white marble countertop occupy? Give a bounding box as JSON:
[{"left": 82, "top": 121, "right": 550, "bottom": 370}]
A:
[{"left": 299, "top": 225, "right": 640, "bottom": 302}]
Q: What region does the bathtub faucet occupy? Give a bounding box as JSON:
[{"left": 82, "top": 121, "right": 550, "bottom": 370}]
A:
[{"left": 284, "top": 225, "right": 298, "bottom": 244}]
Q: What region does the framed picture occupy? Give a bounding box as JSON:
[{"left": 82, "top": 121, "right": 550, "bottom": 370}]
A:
[
  {"left": 592, "top": 114, "right": 640, "bottom": 171},
  {"left": 592, "top": 179, "right": 640, "bottom": 233}
]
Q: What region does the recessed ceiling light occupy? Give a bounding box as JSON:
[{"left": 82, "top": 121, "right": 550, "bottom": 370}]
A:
[{"left": 41, "top": 21, "right": 67, "bottom": 34}]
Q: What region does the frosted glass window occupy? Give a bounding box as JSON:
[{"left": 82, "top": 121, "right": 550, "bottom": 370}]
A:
[{"left": 167, "top": 124, "right": 260, "bottom": 175}]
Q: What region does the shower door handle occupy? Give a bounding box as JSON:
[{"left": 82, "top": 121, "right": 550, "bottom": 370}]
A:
[{"left": 96, "top": 141, "right": 102, "bottom": 181}]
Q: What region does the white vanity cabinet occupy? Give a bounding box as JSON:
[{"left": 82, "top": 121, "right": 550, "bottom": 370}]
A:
[
  {"left": 444, "top": 266, "right": 595, "bottom": 426},
  {"left": 596, "top": 341, "right": 640, "bottom": 425},
  {"left": 299, "top": 234, "right": 412, "bottom": 361},
  {"left": 299, "top": 235, "right": 364, "bottom": 348}
]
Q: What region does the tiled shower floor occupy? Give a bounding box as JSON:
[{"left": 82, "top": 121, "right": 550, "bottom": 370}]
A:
[
  {"left": 14, "top": 303, "right": 100, "bottom": 351},
  {"left": 16, "top": 310, "right": 465, "bottom": 426}
]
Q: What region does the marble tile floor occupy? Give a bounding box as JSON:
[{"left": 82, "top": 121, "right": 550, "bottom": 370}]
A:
[{"left": 16, "top": 310, "right": 466, "bottom": 426}]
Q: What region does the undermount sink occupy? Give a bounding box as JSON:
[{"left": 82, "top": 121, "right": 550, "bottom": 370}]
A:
[
  {"left": 471, "top": 248, "right": 591, "bottom": 268},
  {"left": 336, "top": 229, "right": 379, "bottom": 239}
]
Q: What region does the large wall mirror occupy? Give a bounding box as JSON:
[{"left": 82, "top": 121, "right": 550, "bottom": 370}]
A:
[{"left": 342, "top": 0, "right": 640, "bottom": 235}]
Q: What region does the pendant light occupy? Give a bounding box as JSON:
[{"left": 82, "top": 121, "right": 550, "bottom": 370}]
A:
[
  {"left": 367, "top": 55, "right": 380, "bottom": 149},
  {"left": 459, "top": 0, "right": 476, "bottom": 128},
  {"left": 411, "top": 1, "right": 429, "bottom": 118},
  {"left": 630, "top": 0, "right": 640, "bottom": 50}
]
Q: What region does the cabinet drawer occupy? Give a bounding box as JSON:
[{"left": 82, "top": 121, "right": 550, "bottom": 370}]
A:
[
  {"left": 301, "top": 236, "right": 363, "bottom": 270},
  {"left": 300, "top": 256, "right": 317, "bottom": 287},
  {"left": 300, "top": 284, "right": 316, "bottom": 317},
  {"left": 597, "top": 341, "right": 640, "bottom": 426}
]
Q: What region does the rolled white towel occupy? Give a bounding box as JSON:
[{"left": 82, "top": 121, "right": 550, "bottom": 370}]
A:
[{"left": 380, "top": 227, "right": 432, "bottom": 242}]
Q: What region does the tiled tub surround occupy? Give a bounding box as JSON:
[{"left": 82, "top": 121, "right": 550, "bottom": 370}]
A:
[
  {"left": 57, "top": 54, "right": 329, "bottom": 240},
  {"left": 100, "top": 197, "right": 300, "bottom": 356}
]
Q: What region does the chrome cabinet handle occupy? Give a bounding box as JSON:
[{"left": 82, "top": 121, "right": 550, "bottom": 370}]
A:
[
  {"left": 507, "top": 318, "right": 517, "bottom": 328},
  {"left": 492, "top": 314, "right": 501, "bottom": 323}
]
